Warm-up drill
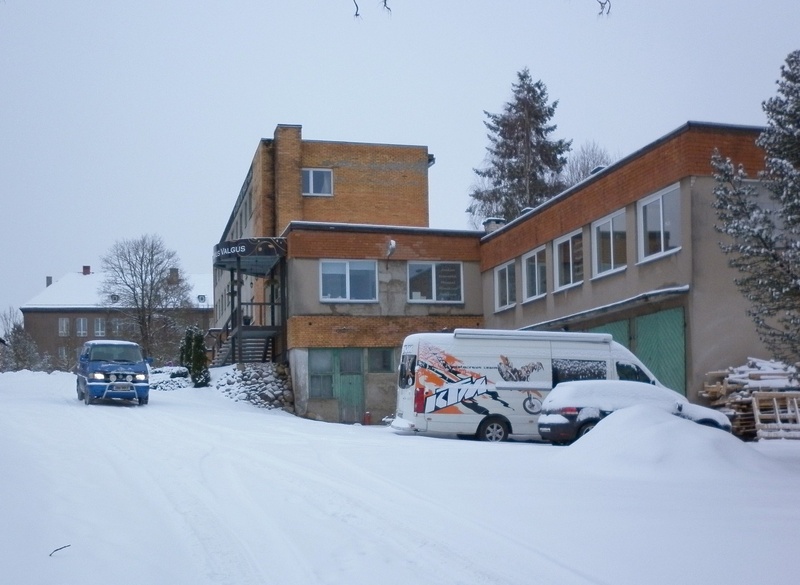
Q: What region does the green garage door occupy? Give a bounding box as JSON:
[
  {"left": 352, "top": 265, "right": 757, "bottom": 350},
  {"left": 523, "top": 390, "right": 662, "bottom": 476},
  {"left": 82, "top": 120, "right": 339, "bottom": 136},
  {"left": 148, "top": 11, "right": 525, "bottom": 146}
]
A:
[
  {"left": 589, "top": 308, "right": 685, "bottom": 394},
  {"left": 634, "top": 308, "right": 685, "bottom": 395}
]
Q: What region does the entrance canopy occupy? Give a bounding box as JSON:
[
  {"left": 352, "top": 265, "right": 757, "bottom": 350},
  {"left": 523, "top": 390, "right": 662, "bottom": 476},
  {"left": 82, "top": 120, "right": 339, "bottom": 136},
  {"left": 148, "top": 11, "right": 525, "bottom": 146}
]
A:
[{"left": 213, "top": 237, "right": 287, "bottom": 277}]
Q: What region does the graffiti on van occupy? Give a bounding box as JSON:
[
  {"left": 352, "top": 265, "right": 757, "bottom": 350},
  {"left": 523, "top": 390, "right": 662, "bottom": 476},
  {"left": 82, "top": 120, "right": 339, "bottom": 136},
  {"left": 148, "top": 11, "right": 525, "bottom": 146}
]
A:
[{"left": 417, "top": 342, "right": 543, "bottom": 415}]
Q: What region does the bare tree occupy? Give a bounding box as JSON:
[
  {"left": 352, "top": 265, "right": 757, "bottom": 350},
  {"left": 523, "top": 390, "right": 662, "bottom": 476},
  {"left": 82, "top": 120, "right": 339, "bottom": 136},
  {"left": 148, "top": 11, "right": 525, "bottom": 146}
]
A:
[
  {"left": 100, "top": 234, "right": 193, "bottom": 362},
  {"left": 561, "top": 140, "right": 616, "bottom": 187}
]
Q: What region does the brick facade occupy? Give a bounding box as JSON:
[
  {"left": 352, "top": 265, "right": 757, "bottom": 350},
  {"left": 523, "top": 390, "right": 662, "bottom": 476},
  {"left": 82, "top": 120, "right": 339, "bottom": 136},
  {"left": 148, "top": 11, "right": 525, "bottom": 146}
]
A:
[
  {"left": 287, "top": 315, "right": 483, "bottom": 349},
  {"left": 480, "top": 123, "right": 764, "bottom": 271}
]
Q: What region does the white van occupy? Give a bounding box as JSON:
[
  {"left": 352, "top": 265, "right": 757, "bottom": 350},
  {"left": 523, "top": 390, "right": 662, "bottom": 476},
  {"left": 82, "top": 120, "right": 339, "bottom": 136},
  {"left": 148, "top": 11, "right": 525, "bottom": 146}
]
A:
[{"left": 391, "top": 328, "right": 662, "bottom": 441}]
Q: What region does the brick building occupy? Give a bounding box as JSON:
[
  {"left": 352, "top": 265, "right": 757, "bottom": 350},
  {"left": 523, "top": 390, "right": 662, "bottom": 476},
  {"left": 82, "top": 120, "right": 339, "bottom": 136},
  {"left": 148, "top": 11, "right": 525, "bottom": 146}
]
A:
[
  {"left": 215, "top": 121, "right": 772, "bottom": 423},
  {"left": 211, "top": 125, "right": 483, "bottom": 423},
  {"left": 480, "top": 122, "right": 768, "bottom": 399},
  {"left": 22, "top": 266, "right": 212, "bottom": 368}
]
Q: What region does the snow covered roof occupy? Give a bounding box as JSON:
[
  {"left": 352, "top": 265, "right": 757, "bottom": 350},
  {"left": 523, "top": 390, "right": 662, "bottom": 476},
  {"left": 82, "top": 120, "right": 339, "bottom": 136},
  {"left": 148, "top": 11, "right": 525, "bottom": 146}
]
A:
[{"left": 21, "top": 271, "right": 213, "bottom": 310}]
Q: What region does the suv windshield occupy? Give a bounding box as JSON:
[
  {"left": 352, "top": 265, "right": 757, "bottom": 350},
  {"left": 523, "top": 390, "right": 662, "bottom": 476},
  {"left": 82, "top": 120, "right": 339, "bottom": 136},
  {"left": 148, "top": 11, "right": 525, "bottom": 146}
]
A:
[{"left": 89, "top": 345, "right": 143, "bottom": 363}]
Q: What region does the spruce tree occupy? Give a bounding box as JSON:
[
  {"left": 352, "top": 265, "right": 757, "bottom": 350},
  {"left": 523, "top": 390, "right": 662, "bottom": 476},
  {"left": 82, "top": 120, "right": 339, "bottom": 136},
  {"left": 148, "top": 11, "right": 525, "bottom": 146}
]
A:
[
  {"left": 467, "top": 67, "right": 571, "bottom": 225},
  {"left": 712, "top": 50, "right": 800, "bottom": 364},
  {"left": 182, "top": 326, "right": 210, "bottom": 387}
]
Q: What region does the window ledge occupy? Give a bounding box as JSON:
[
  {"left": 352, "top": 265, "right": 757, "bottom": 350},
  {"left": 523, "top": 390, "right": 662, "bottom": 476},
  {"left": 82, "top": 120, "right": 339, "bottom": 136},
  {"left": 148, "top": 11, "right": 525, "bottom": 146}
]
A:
[{"left": 636, "top": 246, "right": 682, "bottom": 266}]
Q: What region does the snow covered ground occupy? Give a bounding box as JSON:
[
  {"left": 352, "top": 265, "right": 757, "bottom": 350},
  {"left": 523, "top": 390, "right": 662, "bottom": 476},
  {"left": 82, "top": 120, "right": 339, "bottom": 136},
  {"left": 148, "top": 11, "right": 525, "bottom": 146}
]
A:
[{"left": 2, "top": 368, "right": 799, "bottom": 585}]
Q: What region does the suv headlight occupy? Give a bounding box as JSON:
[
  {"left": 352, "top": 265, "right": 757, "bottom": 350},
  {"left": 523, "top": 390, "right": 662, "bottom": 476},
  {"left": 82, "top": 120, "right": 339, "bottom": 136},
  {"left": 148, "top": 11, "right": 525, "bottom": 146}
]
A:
[
  {"left": 135, "top": 373, "right": 148, "bottom": 382},
  {"left": 90, "top": 372, "right": 105, "bottom": 380}
]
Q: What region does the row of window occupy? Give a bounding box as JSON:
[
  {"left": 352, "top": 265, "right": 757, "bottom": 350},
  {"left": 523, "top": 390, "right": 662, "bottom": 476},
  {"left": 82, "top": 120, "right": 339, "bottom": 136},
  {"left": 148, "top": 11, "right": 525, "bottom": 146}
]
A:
[
  {"left": 58, "top": 317, "right": 129, "bottom": 338},
  {"left": 494, "top": 183, "right": 681, "bottom": 311},
  {"left": 320, "top": 260, "right": 464, "bottom": 303}
]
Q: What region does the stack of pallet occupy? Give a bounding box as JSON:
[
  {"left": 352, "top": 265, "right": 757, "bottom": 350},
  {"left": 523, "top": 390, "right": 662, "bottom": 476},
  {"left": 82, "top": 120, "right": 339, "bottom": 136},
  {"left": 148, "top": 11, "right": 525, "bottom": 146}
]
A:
[{"left": 700, "top": 358, "right": 799, "bottom": 441}]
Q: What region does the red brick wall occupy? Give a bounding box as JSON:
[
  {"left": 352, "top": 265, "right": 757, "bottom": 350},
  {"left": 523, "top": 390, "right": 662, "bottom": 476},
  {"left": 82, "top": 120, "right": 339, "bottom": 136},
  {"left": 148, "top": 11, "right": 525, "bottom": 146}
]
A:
[
  {"left": 287, "top": 315, "right": 483, "bottom": 349},
  {"left": 288, "top": 229, "right": 481, "bottom": 261},
  {"left": 480, "top": 124, "right": 765, "bottom": 271}
]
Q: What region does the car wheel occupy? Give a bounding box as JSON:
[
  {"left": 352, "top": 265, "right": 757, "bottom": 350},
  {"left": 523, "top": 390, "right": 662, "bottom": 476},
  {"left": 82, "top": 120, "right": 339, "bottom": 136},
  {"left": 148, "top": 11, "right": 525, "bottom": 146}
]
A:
[
  {"left": 477, "top": 417, "right": 510, "bottom": 442},
  {"left": 84, "top": 389, "right": 93, "bottom": 405},
  {"left": 76, "top": 381, "right": 84, "bottom": 401},
  {"left": 576, "top": 421, "right": 596, "bottom": 440},
  {"left": 138, "top": 396, "right": 149, "bottom": 405}
]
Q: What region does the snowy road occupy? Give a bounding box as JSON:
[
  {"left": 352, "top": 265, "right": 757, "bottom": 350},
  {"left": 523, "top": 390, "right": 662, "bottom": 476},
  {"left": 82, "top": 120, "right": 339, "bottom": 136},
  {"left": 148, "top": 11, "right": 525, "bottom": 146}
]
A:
[{"left": 2, "top": 370, "right": 800, "bottom": 585}]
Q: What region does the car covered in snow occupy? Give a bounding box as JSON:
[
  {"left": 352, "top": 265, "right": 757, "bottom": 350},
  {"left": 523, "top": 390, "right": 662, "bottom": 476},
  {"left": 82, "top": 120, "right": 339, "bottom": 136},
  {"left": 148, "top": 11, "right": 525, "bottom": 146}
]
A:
[
  {"left": 75, "top": 340, "right": 150, "bottom": 405},
  {"left": 537, "top": 380, "right": 731, "bottom": 444}
]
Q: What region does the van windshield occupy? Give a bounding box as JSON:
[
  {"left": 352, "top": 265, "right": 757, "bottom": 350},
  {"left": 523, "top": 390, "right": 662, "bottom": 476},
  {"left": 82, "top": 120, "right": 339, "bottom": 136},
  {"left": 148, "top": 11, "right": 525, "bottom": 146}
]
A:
[
  {"left": 90, "top": 345, "right": 143, "bottom": 363},
  {"left": 398, "top": 354, "right": 416, "bottom": 389},
  {"left": 616, "top": 361, "right": 653, "bottom": 383}
]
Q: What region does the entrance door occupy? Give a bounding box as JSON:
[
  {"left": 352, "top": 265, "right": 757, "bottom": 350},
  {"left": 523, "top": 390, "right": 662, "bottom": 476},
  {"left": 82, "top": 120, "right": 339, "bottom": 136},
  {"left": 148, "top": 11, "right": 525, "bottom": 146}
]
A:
[{"left": 335, "top": 349, "right": 364, "bottom": 424}]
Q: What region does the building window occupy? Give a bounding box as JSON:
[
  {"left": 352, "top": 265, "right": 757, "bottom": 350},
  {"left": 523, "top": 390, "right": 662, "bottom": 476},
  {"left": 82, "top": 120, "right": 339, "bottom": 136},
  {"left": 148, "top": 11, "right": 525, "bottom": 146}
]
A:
[
  {"left": 368, "top": 348, "right": 395, "bottom": 373},
  {"left": 76, "top": 318, "right": 88, "bottom": 337},
  {"left": 522, "top": 246, "right": 547, "bottom": 300},
  {"left": 592, "top": 210, "right": 627, "bottom": 276},
  {"left": 494, "top": 260, "right": 516, "bottom": 311},
  {"left": 94, "top": 318, "right": 106, "bottom": 337},
  {"left": 308, "top": 349, "right": 334, "bottom": 398},
  {"left": 554, "top": 229, "right": 584, "bottom": 290},
  {"left": 408, "top": 262, "right": 463, "bottom": 303},
  {"left": 302, "top": 168, "right": 333, "bottom": 196},
  {"left": 320, "top": 260, "right": 377, "bottom": 302},
  {"left": 638, "top": 184, "right": 681, "bottom": 261},
  {"left": 58, "top": 318, "right": 70, "bottom": 337}
]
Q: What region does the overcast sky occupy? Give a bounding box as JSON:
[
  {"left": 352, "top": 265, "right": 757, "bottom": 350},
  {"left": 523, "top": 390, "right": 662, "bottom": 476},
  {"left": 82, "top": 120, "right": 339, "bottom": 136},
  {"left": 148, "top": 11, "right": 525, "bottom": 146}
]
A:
[{"left": 1, "top": 0, "right": 798, "bottom": 315}]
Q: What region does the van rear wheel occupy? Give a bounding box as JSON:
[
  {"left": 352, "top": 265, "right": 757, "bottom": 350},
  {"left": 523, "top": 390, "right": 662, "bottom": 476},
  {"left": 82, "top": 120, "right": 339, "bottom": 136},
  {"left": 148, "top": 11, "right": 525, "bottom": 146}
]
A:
[{"left": 478, "top": 418, "right": 509, "bottom": 442}]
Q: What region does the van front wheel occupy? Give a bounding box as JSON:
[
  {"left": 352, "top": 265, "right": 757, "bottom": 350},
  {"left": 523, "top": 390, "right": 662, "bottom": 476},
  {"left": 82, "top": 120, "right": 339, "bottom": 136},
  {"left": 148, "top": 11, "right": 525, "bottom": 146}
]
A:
[{"left": 478, "top": 418, "right": 509, "bottom": 442}]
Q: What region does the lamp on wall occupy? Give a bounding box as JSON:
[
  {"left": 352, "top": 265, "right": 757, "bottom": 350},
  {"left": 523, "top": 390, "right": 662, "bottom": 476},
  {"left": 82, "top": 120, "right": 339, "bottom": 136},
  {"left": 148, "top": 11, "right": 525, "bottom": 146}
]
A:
[{"left": 386, "top": 239, "right": 396, "bottom": 268}]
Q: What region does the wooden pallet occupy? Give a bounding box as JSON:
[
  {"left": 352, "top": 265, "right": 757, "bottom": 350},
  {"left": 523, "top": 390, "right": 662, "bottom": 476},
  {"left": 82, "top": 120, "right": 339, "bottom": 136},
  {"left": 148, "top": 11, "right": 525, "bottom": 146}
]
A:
[{"left": 752, "top": 391, "right": 800, "bottom": 440}]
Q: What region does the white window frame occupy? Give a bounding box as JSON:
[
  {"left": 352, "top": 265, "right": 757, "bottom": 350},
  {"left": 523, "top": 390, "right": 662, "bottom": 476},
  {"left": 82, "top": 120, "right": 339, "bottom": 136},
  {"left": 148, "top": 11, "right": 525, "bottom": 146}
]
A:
[
  {"left": 302, "top": 168, "right": 333, "bottom": 197},
  {"left": 553, "top": 229, "right": 584, "bottom": 291},
  {"left": 58, "top": 318, "right": 70, "bottom": 337},
  {"left": 320, "top": 260, "right": 378, "bottom": 303},
  {"left": 407, "top": 261, "right": 463, "bottom": 303},
  {"left": 637, "top": 183, "right": 681, "bottom": 262},
  {"left": 522, "top": 246, "right": 547, "bottom": 301},
  {"left": 94, "top": 317, "right": 106, "bottom": 337},
  {"left": 494, "top": 260, "right": 517, "bottom": 312},
  {"left": 76, "top": 318, "right": 88, "bottom": 337},
  {"left": 591, "top": 210, "right": 627, "bottom": 278}
]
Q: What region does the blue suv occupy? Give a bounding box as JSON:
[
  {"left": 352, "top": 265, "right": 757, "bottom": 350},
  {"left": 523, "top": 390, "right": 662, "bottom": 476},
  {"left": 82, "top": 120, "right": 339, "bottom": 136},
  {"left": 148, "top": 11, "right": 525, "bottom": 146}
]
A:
[{"left": 76, "top": 340, "right": 150, "bottom": 405}]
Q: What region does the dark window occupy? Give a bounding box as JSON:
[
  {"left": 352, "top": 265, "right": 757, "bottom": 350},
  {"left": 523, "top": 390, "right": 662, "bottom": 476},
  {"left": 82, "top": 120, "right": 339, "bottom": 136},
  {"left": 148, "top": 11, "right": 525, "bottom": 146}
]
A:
[
  {"left": 309, "top": 349, "right": 334, "bottom": 398},
  {"left": 368, "top": 348, "right": 394, "bottom": 373},
  {"left": 616, "top": 361, "right": 653, "bottom": 383},
  {"left": 552, "top": 359, "right": 607, "bottom": 385}
]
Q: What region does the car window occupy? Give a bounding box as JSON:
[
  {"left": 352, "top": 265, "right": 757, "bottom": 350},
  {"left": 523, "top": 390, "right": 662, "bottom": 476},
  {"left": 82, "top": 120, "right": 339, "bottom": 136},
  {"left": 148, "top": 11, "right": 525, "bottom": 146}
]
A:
[
  {"left": 552, "top": 359, "right": 607, "bottom": 385},
  {"left": 616, "top": 361, "right": 652, "bottom": 383}
]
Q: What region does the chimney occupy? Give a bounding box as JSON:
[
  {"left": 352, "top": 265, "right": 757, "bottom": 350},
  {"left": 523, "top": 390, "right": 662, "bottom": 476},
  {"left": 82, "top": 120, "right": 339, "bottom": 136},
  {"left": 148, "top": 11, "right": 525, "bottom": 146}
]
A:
[
  {"left": 168, "top": 268, "right": 179, "bottom": 284},
  {"left": 46, "top": 276, "right": 53, "bottom": 287},
  {"left": 482, "top": 217, "right": 506, "bottom": 234},
  {"left": 82, "top": 265, "right": 91, "bottom": 275}
]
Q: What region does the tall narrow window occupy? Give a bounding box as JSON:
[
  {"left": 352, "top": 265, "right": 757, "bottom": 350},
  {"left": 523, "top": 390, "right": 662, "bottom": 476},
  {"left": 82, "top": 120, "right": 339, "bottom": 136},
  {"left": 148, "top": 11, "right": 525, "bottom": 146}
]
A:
[
  {"left": 522, "top": 246, "right": 547, "bottom": 300},
  {"left": 494, "top": 260, "right": 516, "bottom": 311},
  {"left": 94, "top": 318, "right": 106, "bottom": 337},
  {"left": 309, "top": 349, "right": 334, "bottom": 398},
  {"left": 408, "top": 262, "right": 463, "bottom": 303},
  {"left": 638, "top": 184, "right": 681, "bottom": 260},
  {"left": 592, "top": 210, "right": 627, "bottom": 276},
  {"left": 302, "top": 168, "right": 333, "bottom": 196},
  {"left": 554, "top": 230, "right": 584, "bottom": 290},
  {"left": 76, "top": 318, "right": 88, "bottom": 337},
  {"left": 58, "top": 318, "right": 70, "bottom": 337}
]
